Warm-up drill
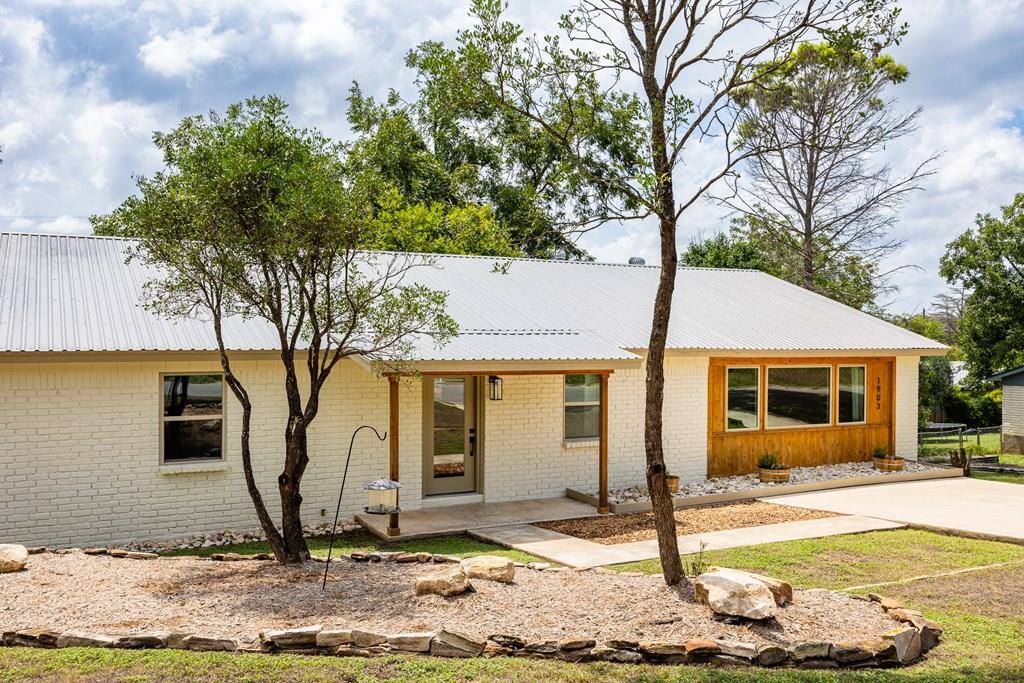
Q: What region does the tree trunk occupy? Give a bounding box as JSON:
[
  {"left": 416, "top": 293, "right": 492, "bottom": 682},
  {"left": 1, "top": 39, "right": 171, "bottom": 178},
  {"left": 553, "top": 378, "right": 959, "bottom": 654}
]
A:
[
  {"left": 212, "top": 318, "right": 287, "bottom": 561},
  {"left": 642, "top": 53, "right": 684, "bottom": 585},
  {"left": 645, "top": 212, "right": 684, "bottom": 586},
  {"left": 802, "top": 215, "right": 815, "bottom": 291},
  {"left": 278, "top": 431, "right": 311, "bottom": 563}
]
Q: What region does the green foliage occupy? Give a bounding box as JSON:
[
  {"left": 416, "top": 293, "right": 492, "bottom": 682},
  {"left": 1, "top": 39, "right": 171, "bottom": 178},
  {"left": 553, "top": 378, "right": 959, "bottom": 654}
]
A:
[
  {"left": 91, "top": 96, "right": 457, "bottom": 560},
  {"left": 940, "top": 193, "right": 1024, "bottom": 378},
  {"left": 679, "top": 232, "right": 776, "bottom": 272},
  {"left": 872, "top": 446, "right": 888, "bottom": 458},
  {"left": 890, "top": 312, "right": 949, "bottom": 344},
  {"left": 756, "top": 452, "right": 780, "bottom": 469}
]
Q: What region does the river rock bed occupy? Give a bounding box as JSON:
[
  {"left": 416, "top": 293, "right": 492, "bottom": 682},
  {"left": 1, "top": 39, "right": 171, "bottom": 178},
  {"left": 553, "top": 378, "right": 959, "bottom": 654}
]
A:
[{"left": 601, "top": 461, "right": 941, "bottom": 505}]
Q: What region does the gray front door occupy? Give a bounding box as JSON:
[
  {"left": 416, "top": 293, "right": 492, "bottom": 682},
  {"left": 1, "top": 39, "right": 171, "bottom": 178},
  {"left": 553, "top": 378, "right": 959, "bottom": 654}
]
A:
[{"left": 423, "top": 376, "right": 478, "bottom": 496}]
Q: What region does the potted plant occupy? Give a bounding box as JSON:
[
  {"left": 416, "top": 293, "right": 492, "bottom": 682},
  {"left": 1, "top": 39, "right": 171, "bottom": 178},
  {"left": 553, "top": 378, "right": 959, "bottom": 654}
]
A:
[
  {"left": 757, "top": 452, "right": 791, "bottom": 483},
  {"left": 665, "top": 474, "right": 680, "bottom": 494},
  {"left": 872, "top": 446, "right": 905, "bottom": 472}
]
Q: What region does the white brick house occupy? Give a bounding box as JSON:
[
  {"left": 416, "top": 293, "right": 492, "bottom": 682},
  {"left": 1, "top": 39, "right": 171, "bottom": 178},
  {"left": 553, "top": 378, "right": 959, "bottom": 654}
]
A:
[{"left": 0, "top": 233, "right": 945, "bottom": 548}]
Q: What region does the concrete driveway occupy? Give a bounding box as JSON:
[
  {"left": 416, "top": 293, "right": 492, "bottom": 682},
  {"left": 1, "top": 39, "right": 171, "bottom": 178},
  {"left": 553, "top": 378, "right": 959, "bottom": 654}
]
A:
[{"left": 766, "top": 477, "right": 1024, "bottom": 543}]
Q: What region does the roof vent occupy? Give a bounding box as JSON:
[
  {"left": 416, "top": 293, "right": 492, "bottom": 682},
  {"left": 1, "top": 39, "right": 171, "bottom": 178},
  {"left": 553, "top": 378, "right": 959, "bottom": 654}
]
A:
[{"left": 628, "top": 256, "right": 646, "bottom": 265}]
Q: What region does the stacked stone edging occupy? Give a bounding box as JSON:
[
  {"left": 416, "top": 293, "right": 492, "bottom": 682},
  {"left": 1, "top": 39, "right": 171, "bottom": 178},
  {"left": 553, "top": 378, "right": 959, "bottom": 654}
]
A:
[{"left": 0, "top": 581, "right": 940, "bottom": 668}]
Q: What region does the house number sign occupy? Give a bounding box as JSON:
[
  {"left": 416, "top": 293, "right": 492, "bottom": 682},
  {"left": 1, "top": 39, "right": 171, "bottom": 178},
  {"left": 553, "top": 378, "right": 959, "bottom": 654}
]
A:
[{"left": 875, "top": 376, "right": 882, "bottom": 410}]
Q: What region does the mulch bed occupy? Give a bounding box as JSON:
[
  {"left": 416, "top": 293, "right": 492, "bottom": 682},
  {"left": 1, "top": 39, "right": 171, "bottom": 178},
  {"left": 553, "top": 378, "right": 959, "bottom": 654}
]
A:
[
  {"left": 536, "top": 501, "right": 838, "bottom": 545},
  {"left": 1, "top": 552, "right": 893, "bottom": 648}
]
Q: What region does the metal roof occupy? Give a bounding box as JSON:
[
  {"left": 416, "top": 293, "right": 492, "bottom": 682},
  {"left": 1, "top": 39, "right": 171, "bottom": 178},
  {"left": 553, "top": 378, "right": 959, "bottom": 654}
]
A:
[{"left": 0, "top": 232, "right": 946, "bottom": 359}]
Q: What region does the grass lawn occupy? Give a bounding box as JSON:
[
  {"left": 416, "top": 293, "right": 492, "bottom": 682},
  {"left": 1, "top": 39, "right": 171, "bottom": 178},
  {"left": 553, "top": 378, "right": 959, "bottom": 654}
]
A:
[
  {"left": 972, "top": 470, "right": 1024, "bottom": 485},
  {"left": 3, "top": 529, "right": 1024, "bottom": 681},
  {"left": 160, "top": 529, "right": 544, "bottom": 565},
  {"left": 996, "top": 453, "right": 1024, "bottom": 467}
]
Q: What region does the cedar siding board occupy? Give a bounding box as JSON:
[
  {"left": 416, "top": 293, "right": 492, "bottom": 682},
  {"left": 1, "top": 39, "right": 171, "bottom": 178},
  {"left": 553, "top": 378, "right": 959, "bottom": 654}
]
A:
[{"left": 707, "top": 357, "right": 895, "bottom": 476}]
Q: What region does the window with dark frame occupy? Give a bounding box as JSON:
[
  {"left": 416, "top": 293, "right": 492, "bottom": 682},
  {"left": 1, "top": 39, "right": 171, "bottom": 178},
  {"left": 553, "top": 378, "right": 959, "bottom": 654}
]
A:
[
  {"left": 162, "top": 374, "right": 224, "bottom": 462},
  {"left": 564, "top": 374, "right": 601, "bottom": 440}
]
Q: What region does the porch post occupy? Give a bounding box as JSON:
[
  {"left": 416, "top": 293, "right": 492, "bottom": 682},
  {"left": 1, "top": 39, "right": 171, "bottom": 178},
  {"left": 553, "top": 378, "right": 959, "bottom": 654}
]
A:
[
  {"left": 598, "top": 372, "right": 610, "bottom": 514},
  {"left": 388, "top": 375, "right": 401, "bottom": 536}
]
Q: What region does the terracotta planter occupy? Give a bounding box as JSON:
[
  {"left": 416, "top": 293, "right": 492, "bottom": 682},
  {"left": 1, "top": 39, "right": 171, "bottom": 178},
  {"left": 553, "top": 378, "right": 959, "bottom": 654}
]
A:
[
  {"left": 873, "top": 456, "right": 905, "bottom": 472},
  {"left": 666, "top": 475, "right": 680, "bottom": 494},
  {"left": 758, "top": 467, "right": 791, "bottom": 483}
]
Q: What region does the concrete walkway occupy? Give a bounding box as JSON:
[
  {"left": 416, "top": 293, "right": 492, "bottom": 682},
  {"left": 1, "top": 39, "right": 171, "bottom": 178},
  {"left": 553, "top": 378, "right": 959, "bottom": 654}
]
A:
[
  {"left": 470, "top": 514, "right": 903, "bottom": 568},
  {"left": 766, "top": 477, "right": 1024, "bottom": 543}
]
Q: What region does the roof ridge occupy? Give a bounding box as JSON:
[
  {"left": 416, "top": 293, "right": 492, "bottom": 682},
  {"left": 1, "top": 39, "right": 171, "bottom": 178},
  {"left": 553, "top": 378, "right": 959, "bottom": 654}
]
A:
[{"left": 0, "top": 232, "right": 760, "bottom": 272}]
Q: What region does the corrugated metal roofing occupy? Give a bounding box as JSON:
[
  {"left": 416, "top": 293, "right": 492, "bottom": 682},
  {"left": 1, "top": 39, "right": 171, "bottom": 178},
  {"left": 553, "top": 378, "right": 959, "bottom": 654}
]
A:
[{"left": 0, "top": 232, "right": 946, "bottom": 359}]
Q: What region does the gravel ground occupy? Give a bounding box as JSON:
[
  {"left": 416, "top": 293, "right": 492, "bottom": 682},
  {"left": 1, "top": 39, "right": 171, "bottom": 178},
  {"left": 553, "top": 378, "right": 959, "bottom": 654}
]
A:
[
  {"left": 1, "top": 553, "right": 895, "bottom": 647},
  {"left": 536, "top": 501, "right": 838, "bottom": 545},
  {"left": 602, "top": 461, "right": 942, "bottom": 504}
]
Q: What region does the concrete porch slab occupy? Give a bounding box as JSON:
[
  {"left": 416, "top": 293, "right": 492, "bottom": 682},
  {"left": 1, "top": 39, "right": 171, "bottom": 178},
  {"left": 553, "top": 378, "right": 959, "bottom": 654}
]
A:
[
  {"left": 356, "top": 496, "right": 598, "bottom": 540},
  {"left": 470, "top": 514, "right": 904, "bottom": 568}
]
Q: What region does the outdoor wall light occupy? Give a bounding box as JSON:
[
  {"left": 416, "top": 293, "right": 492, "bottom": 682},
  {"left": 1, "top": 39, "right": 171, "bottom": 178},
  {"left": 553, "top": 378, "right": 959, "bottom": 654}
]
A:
[
  {"left": 488, "top": 375, "right": 503, "bottom": 401},
  {"left": 363, "top": 478, "right": 401, "bottom": 515}
]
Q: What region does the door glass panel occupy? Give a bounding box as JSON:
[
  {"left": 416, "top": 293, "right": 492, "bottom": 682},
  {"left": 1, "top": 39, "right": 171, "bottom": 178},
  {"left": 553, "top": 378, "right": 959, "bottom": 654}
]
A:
[
  {"left": 433, "top": 378, "right": 466, "bottom": 478},
  {"left": 838, "top": 366, "right": 866, "bottom": 423}
]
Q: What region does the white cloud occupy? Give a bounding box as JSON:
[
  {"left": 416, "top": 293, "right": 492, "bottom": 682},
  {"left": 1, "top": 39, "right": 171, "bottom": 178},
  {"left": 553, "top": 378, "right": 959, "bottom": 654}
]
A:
[{"left": 139, "top": 23, "right": 238, "bottom": 78}]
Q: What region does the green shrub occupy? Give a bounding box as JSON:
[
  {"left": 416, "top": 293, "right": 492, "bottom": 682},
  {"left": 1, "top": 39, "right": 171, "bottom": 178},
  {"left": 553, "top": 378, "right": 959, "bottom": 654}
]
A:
[{"left": 757, "top": 452, "right": 780, "bottom": 469}]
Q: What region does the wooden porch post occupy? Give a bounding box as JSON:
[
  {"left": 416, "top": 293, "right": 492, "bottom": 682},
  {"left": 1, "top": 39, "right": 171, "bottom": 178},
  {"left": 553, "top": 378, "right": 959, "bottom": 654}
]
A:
[
  {"left": 388, "top": 375, "right": 401, "bottom": 536},
  {"left": 598, "top": 372, "right": 610, "bottom": 514}
]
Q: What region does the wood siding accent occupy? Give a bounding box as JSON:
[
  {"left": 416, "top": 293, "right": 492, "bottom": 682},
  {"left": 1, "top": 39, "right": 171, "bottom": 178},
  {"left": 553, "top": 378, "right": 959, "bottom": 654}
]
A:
[{"left": 707, "top": 356, "right": 895, "bottom": 477}]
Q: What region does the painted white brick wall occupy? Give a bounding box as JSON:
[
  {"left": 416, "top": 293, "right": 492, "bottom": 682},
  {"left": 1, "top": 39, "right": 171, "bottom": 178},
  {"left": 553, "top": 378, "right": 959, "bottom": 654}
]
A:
[
  {"left": 895, "top": 356, "right": 920, "bottom": 460},
  {"left": 0, "top": 358, "right": 424, "bottom": 548},
  {"left": 482, "top": 357, "right": 709, "bottom": 502},
  {"left": 0, "top": 354, "right": 713, "bottom": 547}
]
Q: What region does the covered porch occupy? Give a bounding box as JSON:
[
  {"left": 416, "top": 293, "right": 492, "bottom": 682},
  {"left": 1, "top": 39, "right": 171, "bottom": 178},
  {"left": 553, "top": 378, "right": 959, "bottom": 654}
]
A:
[{"left": 370, "top": 355, "right": 633, "bottom": 539}]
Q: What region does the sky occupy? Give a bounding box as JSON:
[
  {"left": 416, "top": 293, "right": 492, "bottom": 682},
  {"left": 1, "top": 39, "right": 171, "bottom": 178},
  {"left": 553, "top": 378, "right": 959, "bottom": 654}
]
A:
[{"left": 1, "top": 0, "right": 1023, "bottom": 314}]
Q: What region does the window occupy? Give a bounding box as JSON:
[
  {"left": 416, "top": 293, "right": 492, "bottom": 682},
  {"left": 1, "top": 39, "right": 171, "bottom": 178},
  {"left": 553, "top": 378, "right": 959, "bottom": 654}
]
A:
[
  {"left": 838, "top": 365, "right": 867, "bottom": 423},
  {"left": 162, "top": 374, "right": 224, "bottom": 462},
  {"left": 726, "top": 367, "right": 759, "bottom": 430},
  {"left": 766, "top": 366, "right": 831, "bottom": 428},
  {"left": 564, "top": 374, "right": 600, "bottom": 440}
]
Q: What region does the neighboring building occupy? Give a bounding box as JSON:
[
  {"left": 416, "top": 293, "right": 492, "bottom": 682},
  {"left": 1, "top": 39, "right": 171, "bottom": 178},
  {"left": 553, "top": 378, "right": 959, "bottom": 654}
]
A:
[
  {"left": 0, "top": 233, "right": 946, "bottom": 547},
  {"left": 985, "top": 365, "right": 1024, "bottom": 454}
]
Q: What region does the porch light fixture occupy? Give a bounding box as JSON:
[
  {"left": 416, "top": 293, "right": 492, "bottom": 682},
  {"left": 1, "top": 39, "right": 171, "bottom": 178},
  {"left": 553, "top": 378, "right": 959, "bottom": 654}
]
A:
[
  {"left": 488, "top": 375, "right": 503, "bottom": 401},
  {"left": 363, "top": 478, "right": 401, "bottom": 515}
]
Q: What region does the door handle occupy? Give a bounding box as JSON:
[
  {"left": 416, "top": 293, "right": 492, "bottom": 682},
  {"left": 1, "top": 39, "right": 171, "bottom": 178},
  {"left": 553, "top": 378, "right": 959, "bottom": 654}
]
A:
[{"left": 469, "top": 428, "right": 476, "bottom": 458}]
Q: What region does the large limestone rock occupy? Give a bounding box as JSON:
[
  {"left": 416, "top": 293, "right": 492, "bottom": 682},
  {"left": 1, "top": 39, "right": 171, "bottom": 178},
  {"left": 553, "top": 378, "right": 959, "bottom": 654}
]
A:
[
  {"left": 694, "top": 568, "right": 777, "bottom": 620},
  {"left": 415, "top": 564, "right": 470, "bottom": 596},
  {"left": 0, "top": 544, "right": 28, "bottom": 573},
  {"left": 460, "top": 555, "right": 515, "bottom": 583}
]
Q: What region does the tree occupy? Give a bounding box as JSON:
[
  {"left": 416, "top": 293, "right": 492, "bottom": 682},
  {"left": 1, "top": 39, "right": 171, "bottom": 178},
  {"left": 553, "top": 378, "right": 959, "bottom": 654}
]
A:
[
  {"left": 722, "top": 42, "right": 934, "bottom": 309},
  {"left": 930, "top": 287, "right": 968, "bottom": 343},
  {"left": 93, "top": 97, "right": 456, "bottom": 564},
  {"left": 940, "top": 193, "right": 1024, "bottom": 378},
  {"left": 416, "top": 0, "right": 903, "bottom": 585},
  {"left": 346, "top": 83, "right": 584, "bottom": 258},
  {"left": 680, "top": 232, "right": 777, "bottom": 272}
]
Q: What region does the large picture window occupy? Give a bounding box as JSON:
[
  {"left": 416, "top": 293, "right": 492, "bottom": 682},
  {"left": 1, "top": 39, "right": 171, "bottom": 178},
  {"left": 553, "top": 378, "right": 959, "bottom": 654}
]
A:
[
  {"left": 726, "top": 367, "right": 759, "bottom": 430},
  {"left": 766, "top": 366, "right": 831, "bottom": 428},
  {"left": 162, "top": 374, "right": 224, "bottom": 462},
  {"left": 838, "top": 365, "right": 867, "bottom": 423},
  {"left": 564, "top": 374, "right": 601, "bottom": 440}
]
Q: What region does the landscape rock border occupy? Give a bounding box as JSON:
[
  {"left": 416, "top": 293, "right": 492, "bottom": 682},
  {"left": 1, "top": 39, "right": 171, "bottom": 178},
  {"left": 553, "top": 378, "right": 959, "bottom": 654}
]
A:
[{"left": 0, "top": 579, "right": 940, "bottom": 668}]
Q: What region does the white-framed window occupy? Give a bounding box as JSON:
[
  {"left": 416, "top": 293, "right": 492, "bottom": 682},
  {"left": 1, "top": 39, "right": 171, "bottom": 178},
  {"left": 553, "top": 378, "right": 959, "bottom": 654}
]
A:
[
  {"left": 564, "top": 374, "right": 601, "bottom": 441},
  {"left": 725, "top": 366, "right": 759, "bottom": 431},
  {"left": 837, "top": 365, "right": 867, "bottom": 424},
  {"left": 765, "top": 365, "right": 832, "bottom": 429},
  {"left": 161, "top": 374, "right": 225, "bottom": 462}
]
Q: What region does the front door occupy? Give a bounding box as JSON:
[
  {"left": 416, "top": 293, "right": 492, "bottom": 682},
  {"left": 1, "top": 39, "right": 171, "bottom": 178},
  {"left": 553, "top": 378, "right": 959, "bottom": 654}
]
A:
[{"left": 423, "top": 376, "right": 478, "bottom": 496}]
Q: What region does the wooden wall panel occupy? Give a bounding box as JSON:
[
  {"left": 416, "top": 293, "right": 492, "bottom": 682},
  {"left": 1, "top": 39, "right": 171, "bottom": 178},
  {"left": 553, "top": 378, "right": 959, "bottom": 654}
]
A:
[{"left": 707, "top": 357, "right": 895, "bottom": 477}]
